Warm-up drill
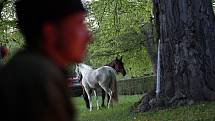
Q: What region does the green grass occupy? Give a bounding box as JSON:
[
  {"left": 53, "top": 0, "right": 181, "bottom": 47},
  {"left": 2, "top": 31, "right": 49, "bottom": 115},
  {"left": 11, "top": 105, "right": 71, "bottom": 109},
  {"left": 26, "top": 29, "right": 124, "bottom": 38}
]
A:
[{"left": 72, "top": 95, "right": 215, "bottom": 121}]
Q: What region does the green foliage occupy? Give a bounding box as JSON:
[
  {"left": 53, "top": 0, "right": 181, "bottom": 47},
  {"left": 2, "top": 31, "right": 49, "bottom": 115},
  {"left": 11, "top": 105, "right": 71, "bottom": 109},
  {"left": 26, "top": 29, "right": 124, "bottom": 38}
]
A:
[
  {"left": 86, "top": 0, "right": 153, "bottom": 77},
  {"left": 0, "top": 0, "right": 24, "bottom": 60},
  {"left": 73, "top": 95, "right": 215, "bottom": 121},
  {"left": 0, "top": 0, "right": 154, "bottom": 77}
]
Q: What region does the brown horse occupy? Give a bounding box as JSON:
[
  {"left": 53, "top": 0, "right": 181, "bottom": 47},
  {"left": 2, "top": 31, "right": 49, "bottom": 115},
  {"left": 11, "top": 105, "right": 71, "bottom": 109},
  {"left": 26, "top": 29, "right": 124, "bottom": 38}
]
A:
[{"left": 82, "top": 57, "right": 126, "bottom": 109}]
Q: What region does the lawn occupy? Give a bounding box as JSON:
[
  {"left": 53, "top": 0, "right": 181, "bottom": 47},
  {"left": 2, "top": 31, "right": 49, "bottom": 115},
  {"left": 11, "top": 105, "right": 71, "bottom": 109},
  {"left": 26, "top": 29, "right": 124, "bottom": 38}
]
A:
[{"left": 72, "top": 95, "right": 215, "bottom": 121}]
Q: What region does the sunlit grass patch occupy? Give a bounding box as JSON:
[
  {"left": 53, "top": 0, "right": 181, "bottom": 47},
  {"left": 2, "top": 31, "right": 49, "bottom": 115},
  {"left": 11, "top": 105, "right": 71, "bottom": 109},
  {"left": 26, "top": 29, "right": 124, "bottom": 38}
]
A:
[{"left": 72, "top": 95, "right": 215, "bottom": 121}]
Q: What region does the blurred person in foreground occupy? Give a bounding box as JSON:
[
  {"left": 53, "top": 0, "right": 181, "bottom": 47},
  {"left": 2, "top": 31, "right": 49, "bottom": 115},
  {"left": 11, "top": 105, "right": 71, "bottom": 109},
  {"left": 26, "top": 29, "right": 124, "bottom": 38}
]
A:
[{"left": 0, "top": 0, "right": 91, "bottom": 121}]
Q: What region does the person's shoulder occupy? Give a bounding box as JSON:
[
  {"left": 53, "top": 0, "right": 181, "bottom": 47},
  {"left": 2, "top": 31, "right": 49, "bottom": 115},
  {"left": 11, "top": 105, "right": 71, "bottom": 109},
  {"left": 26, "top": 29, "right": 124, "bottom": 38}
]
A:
[
  {"left": 1, "top": 50, "right": 64, "bottom": 79},
  {"left": 6, "top": 50, "right": 50, "bottom": 69},
  {"left": 16, "top": 50, "right": 50, "bottom": 64}
]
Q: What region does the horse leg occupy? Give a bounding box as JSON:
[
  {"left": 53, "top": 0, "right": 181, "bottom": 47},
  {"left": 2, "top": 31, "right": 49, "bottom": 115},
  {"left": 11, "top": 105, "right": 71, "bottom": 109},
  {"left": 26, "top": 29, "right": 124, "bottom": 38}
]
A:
[
  {"left": 107, "top": 90, "right": 113, "bottom": 109},
  {"left": 101, "top": 87, "right": 113, "bottom": 109},
  {"left": 82, "top": 87, "right": 90, "bottom": 109},
  {"left": 99, "top": 84, "right": 113, "bottom": 109},
  {"left": 84, "top": 87, "right": 93, "bottom": 111},
  {"left": 107, "top": 93, "right": 110, "bottom": 107},
  {"left": 101, "top": 88, "right": 106, "bottom": 107},
  {"left": 94, "top": 90, "right": 100, "bottom": 110}
]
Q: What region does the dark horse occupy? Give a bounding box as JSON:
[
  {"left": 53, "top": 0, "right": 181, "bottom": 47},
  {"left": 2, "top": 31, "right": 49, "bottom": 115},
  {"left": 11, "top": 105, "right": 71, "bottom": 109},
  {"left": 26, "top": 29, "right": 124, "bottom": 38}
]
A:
[{"left": 82, "top": 57, "right": 126, "bottom": 109}]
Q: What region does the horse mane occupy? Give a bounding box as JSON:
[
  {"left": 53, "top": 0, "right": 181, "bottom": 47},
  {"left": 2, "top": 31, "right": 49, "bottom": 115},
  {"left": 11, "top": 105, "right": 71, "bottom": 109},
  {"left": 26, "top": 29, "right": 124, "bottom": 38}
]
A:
[
  {"left": 79, "top": 64, "right": 93, "bottom": 70},
  {"left": 105, "top": 61, "right": 114, "bottom": 68}
]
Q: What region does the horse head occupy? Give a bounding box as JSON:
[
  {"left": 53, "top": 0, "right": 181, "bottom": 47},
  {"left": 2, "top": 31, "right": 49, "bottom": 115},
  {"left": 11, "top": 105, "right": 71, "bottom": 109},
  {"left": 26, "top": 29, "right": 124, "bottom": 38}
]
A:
[{"left": 109, "top": 56, "right": 126, "bottom": 76}]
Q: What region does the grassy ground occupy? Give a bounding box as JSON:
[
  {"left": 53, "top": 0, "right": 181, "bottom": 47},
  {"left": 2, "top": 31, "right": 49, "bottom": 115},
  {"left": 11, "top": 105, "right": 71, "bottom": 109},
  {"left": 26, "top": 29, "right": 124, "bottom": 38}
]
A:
[{"left": 72, "top": 95, "right": 215, "bottom": 121}]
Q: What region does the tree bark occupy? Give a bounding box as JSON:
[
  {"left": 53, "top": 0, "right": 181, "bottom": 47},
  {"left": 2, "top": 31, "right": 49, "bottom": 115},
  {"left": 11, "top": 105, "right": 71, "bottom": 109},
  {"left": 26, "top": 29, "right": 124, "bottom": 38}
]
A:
[{"left": 132, "top": 0, "right": 215, "bottom": 112}]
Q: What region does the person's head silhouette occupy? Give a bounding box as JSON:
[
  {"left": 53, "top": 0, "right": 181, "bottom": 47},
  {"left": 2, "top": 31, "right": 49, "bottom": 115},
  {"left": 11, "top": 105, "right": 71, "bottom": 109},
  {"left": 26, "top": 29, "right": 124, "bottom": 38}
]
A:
[{"left": 16, "top": 0, "right": 91, "bottom": 67}]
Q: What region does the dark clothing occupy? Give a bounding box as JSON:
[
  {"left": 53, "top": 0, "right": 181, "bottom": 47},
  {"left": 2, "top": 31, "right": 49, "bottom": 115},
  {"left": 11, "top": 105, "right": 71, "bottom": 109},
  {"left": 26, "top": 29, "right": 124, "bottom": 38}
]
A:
[
  {"left": 0, "top": 50, "right": 75, "bottom": 121},
  {"left": 0, "top": 61, "right": 3, "bottom": 69}
]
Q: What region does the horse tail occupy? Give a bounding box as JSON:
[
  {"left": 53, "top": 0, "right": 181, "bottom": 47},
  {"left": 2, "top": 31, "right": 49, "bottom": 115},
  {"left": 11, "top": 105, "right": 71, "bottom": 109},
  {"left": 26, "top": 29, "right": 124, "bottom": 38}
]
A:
[{"left": 111, "top": 76, "right": 118, "bottom": 102}]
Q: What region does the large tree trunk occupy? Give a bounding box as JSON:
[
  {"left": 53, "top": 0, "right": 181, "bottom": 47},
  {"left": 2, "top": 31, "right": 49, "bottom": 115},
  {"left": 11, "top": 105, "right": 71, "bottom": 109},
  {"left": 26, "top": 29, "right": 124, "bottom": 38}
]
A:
[{"left": 132, "top": 0, "right": 215, "bottom": 112}]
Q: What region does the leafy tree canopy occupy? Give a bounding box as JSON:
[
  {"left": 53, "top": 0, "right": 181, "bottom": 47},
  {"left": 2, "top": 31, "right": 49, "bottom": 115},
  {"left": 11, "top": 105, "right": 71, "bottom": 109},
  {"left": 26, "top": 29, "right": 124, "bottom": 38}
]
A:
[{"left": 85, "top": 0, "right": 153, "bottom": 77}]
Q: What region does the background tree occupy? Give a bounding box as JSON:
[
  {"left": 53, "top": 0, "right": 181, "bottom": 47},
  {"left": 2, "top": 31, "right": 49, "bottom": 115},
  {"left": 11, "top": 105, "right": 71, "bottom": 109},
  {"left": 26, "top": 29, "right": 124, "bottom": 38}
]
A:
[
  {"left": 86, "top": 0, "right": 154, "bottom": 77},
  {"left": 133, "top": 0, "right": 215, "bottom": 112},
  {"left": 1, "top": 0, "right": 155, "bottom": 77},
  {"left": 0, "top": 0, "right": 24, "bottom": 61}
]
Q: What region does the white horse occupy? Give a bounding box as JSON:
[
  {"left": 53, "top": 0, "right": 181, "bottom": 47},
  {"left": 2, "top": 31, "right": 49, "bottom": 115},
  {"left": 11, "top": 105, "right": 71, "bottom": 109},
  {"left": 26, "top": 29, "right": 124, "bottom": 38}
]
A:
[{"left": 76, "top": 64, "right": 118, "bottom": 111}]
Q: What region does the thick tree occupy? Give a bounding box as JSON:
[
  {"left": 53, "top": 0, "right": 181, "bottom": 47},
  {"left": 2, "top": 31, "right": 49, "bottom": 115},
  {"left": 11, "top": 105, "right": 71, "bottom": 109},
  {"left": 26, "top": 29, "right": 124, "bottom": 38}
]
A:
[{"left": 133, "top": 0, "right": 215, "bottom": 112}]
